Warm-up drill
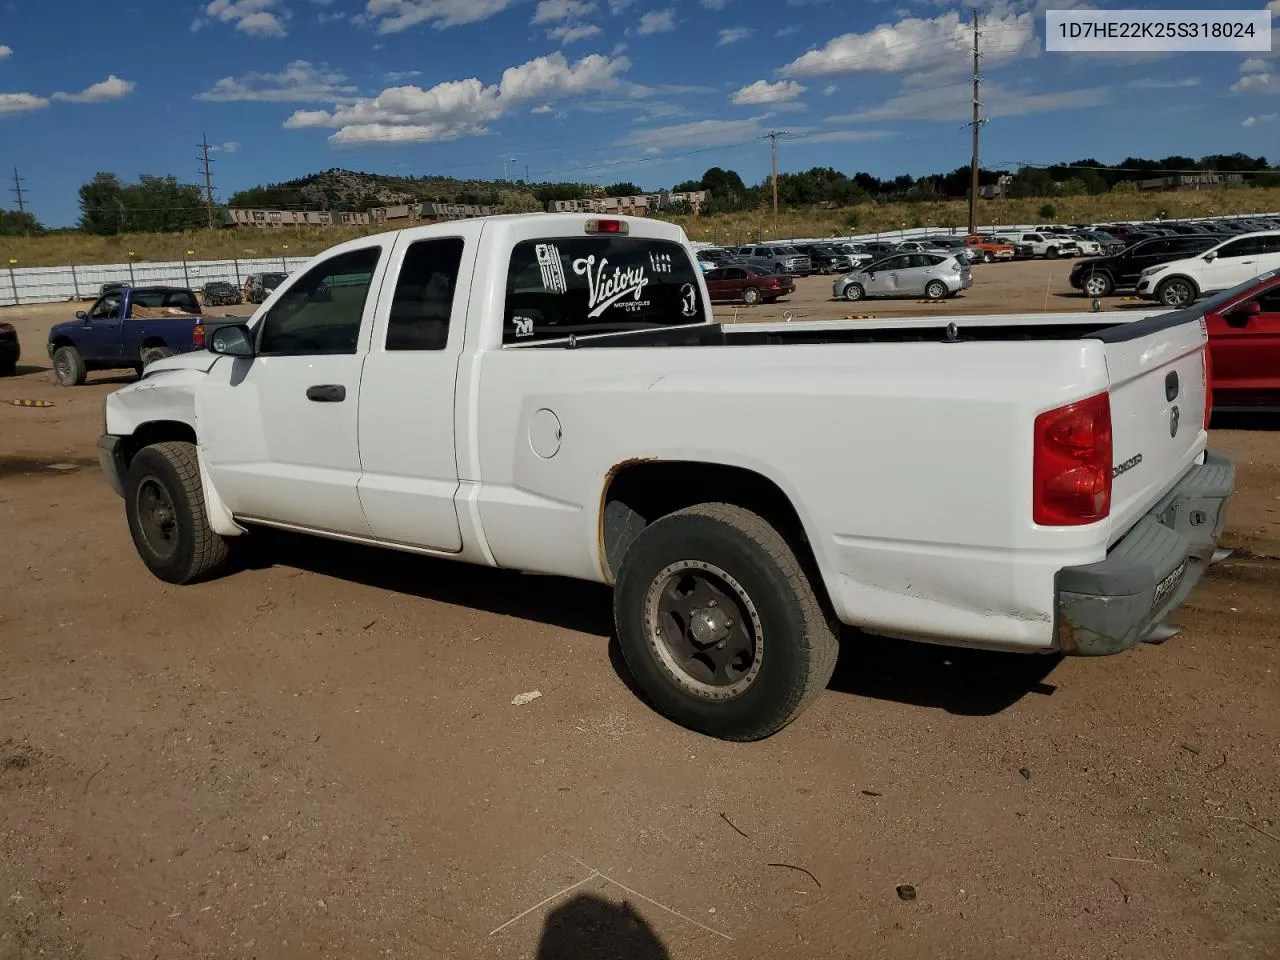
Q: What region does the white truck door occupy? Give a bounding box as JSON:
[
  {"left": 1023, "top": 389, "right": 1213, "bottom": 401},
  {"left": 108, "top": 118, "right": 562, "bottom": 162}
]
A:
[
  {"left": 355, "top": 232, "right": 475, "bottom": 551},
  {"left": 198, "top": 244, "right": 386, "bottom": 535}
]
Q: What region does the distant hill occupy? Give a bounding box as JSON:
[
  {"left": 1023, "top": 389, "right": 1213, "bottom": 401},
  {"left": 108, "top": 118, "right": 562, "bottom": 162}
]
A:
[{"left": 227, "top": 168, "right": 589, "bottom": 211}]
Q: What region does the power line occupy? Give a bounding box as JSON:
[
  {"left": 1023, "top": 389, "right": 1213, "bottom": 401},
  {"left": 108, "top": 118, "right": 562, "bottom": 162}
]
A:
[
  {"left": 10, "top": 167, "right": 27, "bottom": 215},
  {"left": 198, "top": 134, "right": 216, "bottom": 229}
]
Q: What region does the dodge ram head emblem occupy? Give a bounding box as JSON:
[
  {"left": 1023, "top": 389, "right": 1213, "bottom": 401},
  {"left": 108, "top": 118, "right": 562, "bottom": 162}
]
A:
[{"left": 1170, "top": 405, "right": 1180, "bottom": 437}]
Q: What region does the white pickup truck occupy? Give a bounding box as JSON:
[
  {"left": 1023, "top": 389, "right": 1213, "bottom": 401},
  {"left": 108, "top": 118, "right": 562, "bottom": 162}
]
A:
[{"left": 98, "top": 214, "right": 1234, "bottom": 741}]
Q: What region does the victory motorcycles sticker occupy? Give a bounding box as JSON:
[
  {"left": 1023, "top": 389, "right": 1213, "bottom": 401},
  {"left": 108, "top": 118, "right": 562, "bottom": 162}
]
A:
[{"left": 573, "top": 255, "right": 650, "bottom": 318}]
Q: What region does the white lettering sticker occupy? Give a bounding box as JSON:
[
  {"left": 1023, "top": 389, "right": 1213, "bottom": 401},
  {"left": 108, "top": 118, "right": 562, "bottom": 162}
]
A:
[
  {"left": 572, "top": 255, "right": 650, "bottom": 318},
  {"left": 535, "top": 243, "right": 567, "bottom": 294},
  {"left": 680, "top": 282, "right": 698, "bottom": 318},
  {"left": 650, "top": 251, "right": 673, "bottom": 274},
  {"left": 513, "top": 316, "right": 535, "bottom": 338}
]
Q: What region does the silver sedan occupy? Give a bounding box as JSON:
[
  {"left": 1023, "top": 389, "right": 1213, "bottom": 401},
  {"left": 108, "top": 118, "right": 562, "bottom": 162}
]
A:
[{"left": 833, "top": 252, "right": 972, "bottom": 302}]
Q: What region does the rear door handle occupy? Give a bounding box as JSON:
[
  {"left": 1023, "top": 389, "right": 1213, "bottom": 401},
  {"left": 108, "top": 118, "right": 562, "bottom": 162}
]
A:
[{"left": 306, "top": 384, "right": 346, "bottom": 402}]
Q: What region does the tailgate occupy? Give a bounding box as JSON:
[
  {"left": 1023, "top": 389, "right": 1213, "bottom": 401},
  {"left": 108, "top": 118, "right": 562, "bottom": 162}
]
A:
[{"left": 1101, "top": 312, "right": 1209, "bottom": 543}]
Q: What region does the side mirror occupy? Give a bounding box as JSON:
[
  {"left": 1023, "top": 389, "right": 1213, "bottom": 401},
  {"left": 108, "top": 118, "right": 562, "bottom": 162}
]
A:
[
  {"left": 75, "top": 311, "right": 88, "bottom": 321},
  {"left": 208, "top": 323, "right": 255, "bottom": 358},
  {"left": 1204, "top": 251, "right": 1218, "bottom": 262}
]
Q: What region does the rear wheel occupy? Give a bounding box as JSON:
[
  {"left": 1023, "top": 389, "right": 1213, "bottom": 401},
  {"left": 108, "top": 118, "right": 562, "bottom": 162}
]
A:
[
  {"left": 124, "top": 441, "right": 230, "bottom": 585},
  {"left": 1045, "top": 247, "right": 1060, "bottom": 260},
  {"left": 843, "top": 282, "right": 865, "bottom": 302},
  {"left": 1157, "top": 276, "right": 1197, "bottom": 308},
  {"left": 741, "top": 286, "right": 761, "bottom": 305},
  {"left": 613, "top": 503, "right": 839, "bottom": 741},
  {"left": 983, "top": 251, "right": 994, "bottom": 263},
  {"left": 51, "top": 346, "right": 86, "bottom": 387},
  {"left": 925, "top": 280, "right": 948, "bottom": 300},
  {"left": 1083, "top": 272, "right": 1114, "bottom": 297},
  {"left": 0, "top": 358, "right": 15, "bottom": 377},
  {"left": 141, "top": 346, "right": 175, "bottom": 367}
]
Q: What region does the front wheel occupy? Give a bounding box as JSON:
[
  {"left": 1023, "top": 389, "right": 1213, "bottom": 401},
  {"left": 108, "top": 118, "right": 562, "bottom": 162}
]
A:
[
  {"left": 741, "top": 286, "right": 761, "bottom": 305},
  {"left": 983, "top": 251, "right": 993, "bottom": 263},
  {"left": 843, "top": 282, "right": 865, "bottom": 302},
  {"left": 1083, "top": 272, "right": 1114, "bottom": 298},
  {"left": 124, "top": 441, "right": 230, "bottom": 585},
  {"left": 1157, "top": 277, "right": 1197, "bottom": 308},
  {"left": 51, "top": 345, "right": 86, "bottom": 387},
  {"left": 1045, "top": 247, "right": 1060, "bottom": 260},
  {"left": 925, "top": 280, "right": 948, "bottom": 300},
  {"left": 613, "top": 503, "right": 839, "bottom": 741}
]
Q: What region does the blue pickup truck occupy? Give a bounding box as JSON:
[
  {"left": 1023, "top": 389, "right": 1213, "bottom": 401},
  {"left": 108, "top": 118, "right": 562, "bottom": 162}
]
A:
[{"left": 47, "top": 286, "right": 236, "bottom": 387}]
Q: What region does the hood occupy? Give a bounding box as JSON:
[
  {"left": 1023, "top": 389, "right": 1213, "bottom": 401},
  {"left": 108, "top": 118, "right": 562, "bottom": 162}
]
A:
[
  {"left": 143, "top": 349, "right": 221, "bottom": 377},
  {"left": 47, "top": 319, "right": 81, "bottom": 340}
]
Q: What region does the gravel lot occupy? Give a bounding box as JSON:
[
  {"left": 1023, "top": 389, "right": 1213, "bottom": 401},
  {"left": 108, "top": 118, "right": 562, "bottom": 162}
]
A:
[{"left": 1, "top": 263, "right": 1277, "bottom": 960}]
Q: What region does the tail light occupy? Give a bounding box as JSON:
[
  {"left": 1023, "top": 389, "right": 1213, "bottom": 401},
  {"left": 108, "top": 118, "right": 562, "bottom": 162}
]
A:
[
  {"left": 192, "top": 323, "right": 206, "bottom": 348},
  {"left": 0, "top": 322, "right": 14, "bottom": 334},
  {"left": 1033, "top": 392, "right": 1113, "bottom": 526},
  {"left": 1201, "top": 346, "right": 1213, "bottom": 430}
]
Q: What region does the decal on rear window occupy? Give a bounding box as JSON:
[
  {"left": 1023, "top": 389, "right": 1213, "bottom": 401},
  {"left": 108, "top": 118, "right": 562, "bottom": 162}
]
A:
[{"left": 536, "top": 243, "right": 567, "bottom": 294}]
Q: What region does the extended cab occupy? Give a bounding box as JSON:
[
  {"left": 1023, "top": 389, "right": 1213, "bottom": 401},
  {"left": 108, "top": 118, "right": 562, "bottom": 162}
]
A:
[
  {"left": 97, "top": 214, "right": 1234, "bottom": 741},
  {"left": 47, "top": 286, "right": 233, "bottom": 387}
]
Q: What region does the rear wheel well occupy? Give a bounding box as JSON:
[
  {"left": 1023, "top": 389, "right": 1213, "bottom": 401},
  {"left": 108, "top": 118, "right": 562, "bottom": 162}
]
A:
[
  {"left": 141, "top": 336, "right": 170, "bottom": 350},
  {"left": 601, "top": 460, "right": 831, "bottom": 606},
  {"left": 121, "top": 421, "right": 197, "bottom": 469}
]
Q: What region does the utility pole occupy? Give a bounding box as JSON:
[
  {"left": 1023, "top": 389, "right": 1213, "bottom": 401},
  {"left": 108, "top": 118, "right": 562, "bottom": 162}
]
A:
[
  {"left": 766, "top": 130, "right": 789, "bottom": 221},
  {"left": 10, "top": 167, "right": 26, "bottom": 214},
  {"left": 198, "top": 134, "right": 216, "bottom": 229},
  {"left": 967, "top": 8, "right": 983, "bottom": 235}
]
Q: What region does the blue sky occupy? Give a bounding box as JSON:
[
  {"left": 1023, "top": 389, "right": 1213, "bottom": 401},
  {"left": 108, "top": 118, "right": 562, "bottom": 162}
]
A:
[{"left": 1, "top": 0, "right": 1277, "bottom": 226}]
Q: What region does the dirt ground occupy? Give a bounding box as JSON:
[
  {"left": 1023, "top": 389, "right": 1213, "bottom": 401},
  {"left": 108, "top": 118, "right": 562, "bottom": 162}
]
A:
[{"left": 1, "top": 263, "right": 1278, "bottom": 960}]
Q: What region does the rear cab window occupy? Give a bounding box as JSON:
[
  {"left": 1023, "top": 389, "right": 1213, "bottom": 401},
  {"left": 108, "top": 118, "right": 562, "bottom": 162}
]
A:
[{"left": 503, "top": 236, "right": 708, "bottom": 345}]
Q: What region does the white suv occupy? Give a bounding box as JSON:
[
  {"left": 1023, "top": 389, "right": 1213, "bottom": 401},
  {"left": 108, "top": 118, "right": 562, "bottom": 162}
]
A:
[{"left": 1137, "top": 231, "right": 1280, "bottom": 307}]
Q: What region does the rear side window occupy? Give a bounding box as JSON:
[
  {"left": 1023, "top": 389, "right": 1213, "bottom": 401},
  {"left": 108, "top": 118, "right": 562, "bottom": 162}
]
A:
[
  {"left": 386, "top": 237, "right": 464, "bottom": 351},
  {"left": 504, "top": 237, "right": 707, "bottom": 345}
]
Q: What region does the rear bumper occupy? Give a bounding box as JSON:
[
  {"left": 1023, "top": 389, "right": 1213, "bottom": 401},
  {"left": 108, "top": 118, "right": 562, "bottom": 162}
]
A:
[
  {"left": 1054, "top": 451, "right": 1235, "bottom": 656},
  {"left": 98, "top": 434, "right": 127, "bottom": 498}
]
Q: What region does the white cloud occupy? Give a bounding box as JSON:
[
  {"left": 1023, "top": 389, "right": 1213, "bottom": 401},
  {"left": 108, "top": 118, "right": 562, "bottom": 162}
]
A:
[
  {"left": 1243, "top": 115, "right": 1257, "bottom": 126},
  {"left": 549, "top": 22, "right": 602, "bottom": 43},
  {"left": 0, "top": 44, "right": 12, "bottom": 60},
  {"left": 608, "top": 0, "right": 633, "bottom": 11},
  {"left": 286, "top": 51, "right": 632, "bottom": 144},
  {"left": 318, "top": 10, "right": 346, "bottom": 21},
  {"left": 52, "top": 75, "right": 135, "bottom": 103},
  {"left": 197, "top": 61, "right": 357, "bottom": 102},
  {"left": 616, "top": 116, "right": 770, "bottom": 151},
  {"left": 802, "top": 129, "right": 893, "bottom": 143},
  {"left": 732, "top": 79, "right": 806, "bottom": 104},
  {"left": 1241, "top": 57, "right": 1270, "bottom": 73},
  {"left": 827, "top": 81, "right": 1105, "bottom": 122},
  {"left": 781, "top": 7, "right": 1037, "bottom": 77},
  {"left": 532, "top": 103, "right": 554, "bottom": 113},
  {"left": 612, "top": 41, "right": 628, "bottom": 54},
  {"left": 211, "top": 141, "right": 240, "bottom": 152},
  {"left": 204, "top": 0, "right": 289, "bottom": 36},
  {"left": 701, "top": 0, "right": 727, "bottom": 8},
  {"left": 823, "top": 83, "right": 837, "bottom": 95},
  {"left": 1127, "top": 77, "right": 1200, "bottom": 89},
  {"left": 384, "top": 69, "right": 422, "bottom": 82},
  {"left": 775, "top": 24, "right": 800, "bottom": 37},
  {"left": 533, "top": 0, "right": 595, "bottom": 21},
  {"left": 1233, "top": 72, "right": 1274, "bottom": 93},
  {"left": 636, "top": 8, "right": 674, "bottom": 34},
  {"left": 365, "top": 0, "right": 512, "bottom": 33},
  {"left": 717, "top": 26, "right": 752, "bottom": 45},
  {"left": 0, "top": 92, "right": 48, "bottom": 114}
]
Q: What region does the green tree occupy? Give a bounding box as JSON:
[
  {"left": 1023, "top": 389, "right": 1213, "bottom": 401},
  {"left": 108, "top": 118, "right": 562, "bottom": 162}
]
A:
[
  {"left": 604, "top": 181, "right": 643, "bottom": 196},
  {"left": 78, "top": 172, "right": 126, "bottom": 235},
  {"left": 0, "top": 208, "right": 44, "bottom": 236},
  {"left": 497, "top": 190, "right": 542, "bottom": 213},
  {"left": 122, "top": 175, "right": 208, "bottom": 233},
  {"left": 1038, "top": 202, "right": 1056, "bottom": 219}
]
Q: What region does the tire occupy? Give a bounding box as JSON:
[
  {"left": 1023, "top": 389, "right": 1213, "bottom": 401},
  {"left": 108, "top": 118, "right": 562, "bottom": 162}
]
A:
[
  {"left": 613, "top": 503, "right": 839, "bottom": 741},
  {"left": 1157, "top": 276, "right": 1197, "bottom": 308},
  {"left": 124, "top": 441, "right": 230, "bottom": 585},
  {"left": 741, "top": 286, "right": 761, "bottom": 306},
  {"left": 1045, "top": 247, "right": 1060, "bottom": 260},
  {"left": 0, "top": 358, "right": 15, "bottom": 377},
  {"left": 925, "top": 280, "right": 948, "bottom": 300},
  {"left": 843, "top": 282, "right": 865, "bottom": 302},
  {"left": 140, "top": 346, "right": 176, "bottom": 367},
  {"left": 51, "top": 345, "right": 86, "bottom": 387},
  {"left": 983, "top": 251, "right": 994, "bottom": 264},
  {"left": 1083, "top": 272, "right": 1114, "bottom": 297}
]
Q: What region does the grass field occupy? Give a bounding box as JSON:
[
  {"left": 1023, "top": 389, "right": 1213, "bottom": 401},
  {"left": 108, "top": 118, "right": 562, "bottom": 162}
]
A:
[{"left": 5, "top": 189, "right": 1280, "bottom": 267}]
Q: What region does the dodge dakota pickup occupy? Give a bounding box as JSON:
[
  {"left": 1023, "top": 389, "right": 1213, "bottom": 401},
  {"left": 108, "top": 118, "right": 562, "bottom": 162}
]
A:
[{"left": 96, "top": 214, "right": 1234, "bottom": 741}]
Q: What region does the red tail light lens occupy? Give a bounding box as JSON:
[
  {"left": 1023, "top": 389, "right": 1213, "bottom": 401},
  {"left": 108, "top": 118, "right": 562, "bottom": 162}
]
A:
[
  {"left": 1201, "top": 346, "right": 1213, "bottom": 431},
  {"left": 192, "top": 323, "right": 206, "bottom": 348},
  {"left": 1033, "top": 392, "right": 1113, "bottom": 526}
]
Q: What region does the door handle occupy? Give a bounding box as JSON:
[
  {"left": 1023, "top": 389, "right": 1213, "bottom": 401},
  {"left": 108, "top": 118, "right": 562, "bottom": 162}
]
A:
[{"left": 306, "top": 384, "right": 346, "bottom": 402}]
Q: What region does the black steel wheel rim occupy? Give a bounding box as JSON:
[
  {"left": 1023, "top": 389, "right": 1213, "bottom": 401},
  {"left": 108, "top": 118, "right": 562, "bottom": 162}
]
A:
[
  {"left": 643, "top": 560, "right": 764, "bottom": 700},
  {"left": 135, "top": 476, "right": 179, "bottom": 559}
]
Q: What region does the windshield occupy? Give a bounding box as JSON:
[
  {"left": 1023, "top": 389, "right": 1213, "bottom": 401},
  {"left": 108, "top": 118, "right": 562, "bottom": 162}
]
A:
[
  {"left": 1196, "top": 272, "right": 1278, "bottom": 314},
  {"left": 262, "top": 273, "right": 287, "bottom": 286}
]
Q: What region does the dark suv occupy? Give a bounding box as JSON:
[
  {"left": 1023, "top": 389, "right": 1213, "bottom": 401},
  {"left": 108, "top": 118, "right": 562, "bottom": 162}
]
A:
[{"left": 1069, "top": 235, "right": 1219, "bottom": 297}]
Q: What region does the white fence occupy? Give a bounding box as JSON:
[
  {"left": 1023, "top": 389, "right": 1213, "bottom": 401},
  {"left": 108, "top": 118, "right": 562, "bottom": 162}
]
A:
[{"left": 1, "top": 256, "right": 314, "bottom": 307}]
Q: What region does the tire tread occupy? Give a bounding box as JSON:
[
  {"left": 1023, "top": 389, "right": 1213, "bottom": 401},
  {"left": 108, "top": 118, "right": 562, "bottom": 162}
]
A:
[{"left": 136, "top": 441, "right": 229, "bottom": 584}]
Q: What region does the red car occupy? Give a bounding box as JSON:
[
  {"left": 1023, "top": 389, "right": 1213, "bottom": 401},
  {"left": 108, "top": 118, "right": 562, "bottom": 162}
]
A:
[
  {"left": 704, "top": 265, "right": 794, "bottom": 305},
  {"left": 1200, "top": 270, "right": 1280, "bottom": 412}
]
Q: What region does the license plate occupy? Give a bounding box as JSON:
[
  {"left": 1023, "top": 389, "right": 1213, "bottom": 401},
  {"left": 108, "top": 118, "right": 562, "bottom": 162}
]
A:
[{"left": 1153, "top": 560, "right": 1188, "bottom": 605}]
